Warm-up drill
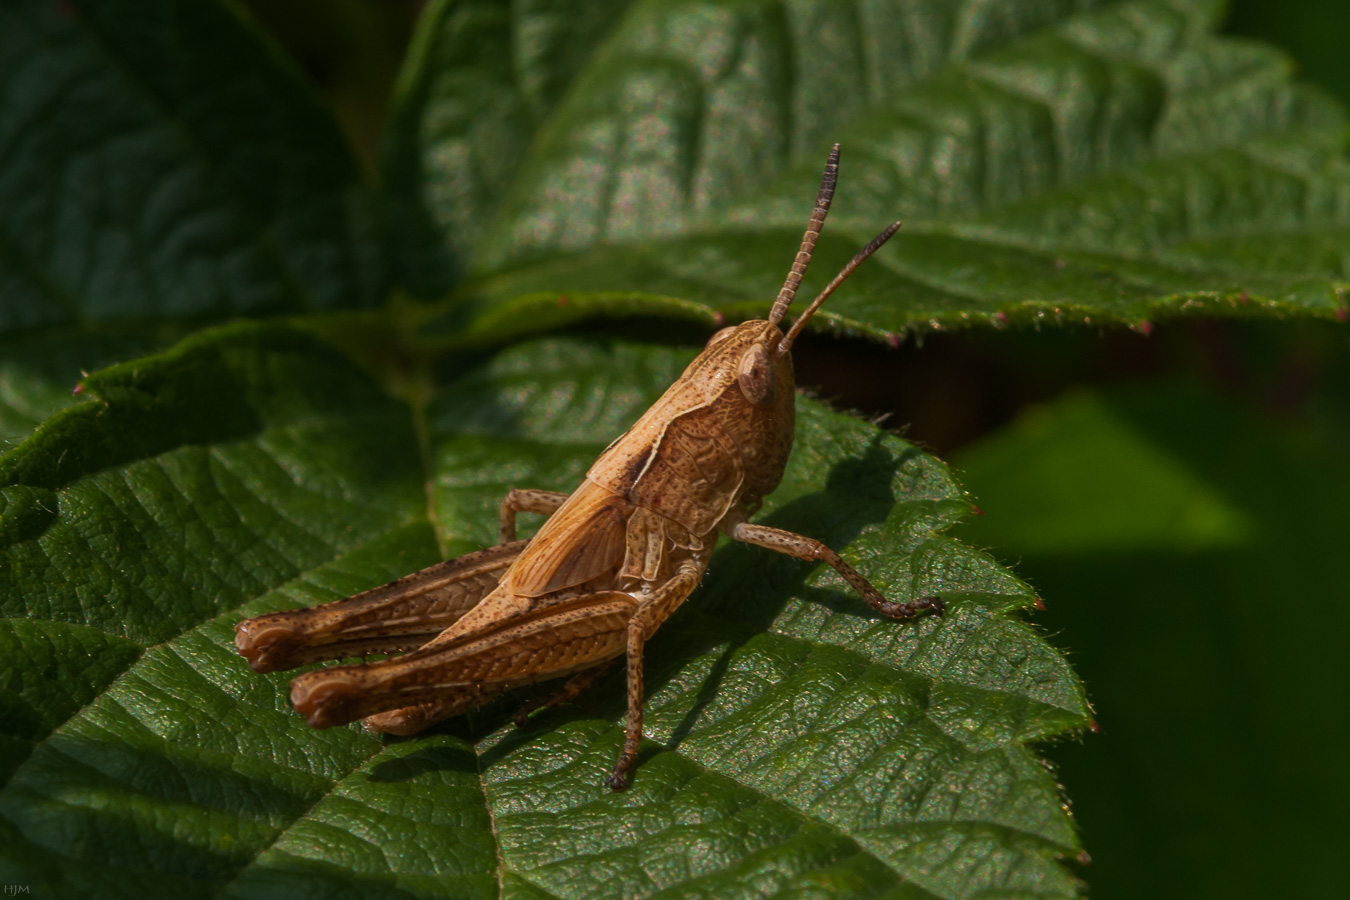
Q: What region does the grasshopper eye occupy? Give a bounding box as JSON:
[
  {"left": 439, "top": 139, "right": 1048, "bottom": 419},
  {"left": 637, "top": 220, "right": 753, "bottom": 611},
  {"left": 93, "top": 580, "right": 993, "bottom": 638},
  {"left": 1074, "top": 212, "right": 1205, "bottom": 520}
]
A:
[
  {"left": 706, "top": 326, "right": 736, "bottom": 348},
  {"left": 737, "top": 344, "right": 776, "bottom": 406}
]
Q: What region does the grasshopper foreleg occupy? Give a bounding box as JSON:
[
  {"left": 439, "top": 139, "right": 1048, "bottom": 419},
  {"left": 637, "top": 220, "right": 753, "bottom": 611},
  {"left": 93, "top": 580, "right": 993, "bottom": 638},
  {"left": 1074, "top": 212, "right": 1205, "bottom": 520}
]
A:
[
  {"left": 606, "top": 560, "right": 704, "bottom": 791},
  {"left": 729, "top": 523, "right": 945, "bottom": 620},
  {"left": 499, "top": 489, "right": 570, "bottom": 543}
]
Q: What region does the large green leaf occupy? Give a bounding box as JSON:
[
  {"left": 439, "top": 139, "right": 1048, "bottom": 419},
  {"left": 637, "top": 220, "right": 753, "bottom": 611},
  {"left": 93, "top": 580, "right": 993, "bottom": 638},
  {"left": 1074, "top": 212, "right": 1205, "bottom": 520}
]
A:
[
  {"left": 0, "top": 323, "right": 1088, "bottom": 897},
  {"left": 951, "top": 380, "right": 1350, "bottom": 898},
  {"left": 389, "top": 0, "right": 1350, "bottom": 344},
  {"left": 0, "top": 0, "right": 386, "bottom": 333}
]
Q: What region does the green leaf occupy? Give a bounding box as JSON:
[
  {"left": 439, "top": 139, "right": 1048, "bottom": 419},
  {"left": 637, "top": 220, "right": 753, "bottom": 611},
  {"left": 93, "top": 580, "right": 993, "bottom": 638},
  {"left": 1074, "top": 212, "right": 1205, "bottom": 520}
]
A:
[
  {"left": 946, "top": 389, "right": 1259, "bottom": 555},
  {"left": 950, "top": 381, "right": 1350, "bottom": 897},
  {"left": 0, "top": 323, "right": 1088, "bottom": 898},
  {"left": 0, "top": 0, "right": 386, "bottom": 334},
  {"left": 389, "top": 0, "right": 1350, "bottom": 344},
  {"left": 0, "top": 326, "right": 199, "bottom": 452}
]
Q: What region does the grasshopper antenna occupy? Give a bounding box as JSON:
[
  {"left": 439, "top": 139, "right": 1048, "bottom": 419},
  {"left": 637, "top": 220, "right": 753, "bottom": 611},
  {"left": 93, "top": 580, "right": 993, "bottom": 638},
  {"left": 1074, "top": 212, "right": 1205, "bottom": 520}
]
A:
[
  {"left": 768, "top": 144, "right": 839, "bottom": 326},
  {"left": 777, "top": 220, "right": 902, "bottom": 355}
]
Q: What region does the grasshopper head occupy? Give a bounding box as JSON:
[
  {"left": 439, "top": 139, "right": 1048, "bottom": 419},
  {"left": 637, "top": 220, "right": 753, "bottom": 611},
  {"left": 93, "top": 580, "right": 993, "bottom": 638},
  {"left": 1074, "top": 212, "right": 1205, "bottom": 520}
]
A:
[
  {"left": 691, "top": 144, "right": 902, "bottom": 505},
  {"left": 685, "top": 317, "right": 798, "bottom": 507},
  {"left": 701, "top": 318, "right": 794, "bottom": 408}
]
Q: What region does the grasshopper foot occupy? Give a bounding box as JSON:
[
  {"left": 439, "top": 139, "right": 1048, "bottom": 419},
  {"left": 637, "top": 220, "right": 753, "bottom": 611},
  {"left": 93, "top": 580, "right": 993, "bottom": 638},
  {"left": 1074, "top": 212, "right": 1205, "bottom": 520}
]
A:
[
  {"left": 512, "top": 692, "right": 551, "bottom": 729},
  {"left": 513, "top": 660, "right": 617, "bottom": 729},
  {"left": 878, "top": 594, "right": 943, "bottom": 620},
  {"left": 605, "top": 751, "right": 638, "bottom": 792}
]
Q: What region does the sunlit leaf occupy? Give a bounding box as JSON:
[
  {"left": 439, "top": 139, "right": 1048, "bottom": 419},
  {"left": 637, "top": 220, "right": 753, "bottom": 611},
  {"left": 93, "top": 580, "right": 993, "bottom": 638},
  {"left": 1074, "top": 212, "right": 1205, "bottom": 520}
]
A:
[
  {"left": 0, "top": 325, "right": 1088, "bottom": 897},
  {"left": 389, "top": 0, "right": 1350, "bottom": 344}
]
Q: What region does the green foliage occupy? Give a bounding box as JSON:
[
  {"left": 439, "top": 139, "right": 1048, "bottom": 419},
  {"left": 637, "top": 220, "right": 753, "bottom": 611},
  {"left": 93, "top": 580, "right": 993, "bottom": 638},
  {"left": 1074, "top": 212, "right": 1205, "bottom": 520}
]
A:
[
  {"left": 0, "top": 0, "right": 1345, "bottom": 897},
  {"left": 389, "top": 0, "right": 1350, "bottom": 344},
  {"left": 0, "top": 327, "right": 179, "bottom": 448},
  {"left": 953, "top": 379, "right": 1350, "bottom": 897}
]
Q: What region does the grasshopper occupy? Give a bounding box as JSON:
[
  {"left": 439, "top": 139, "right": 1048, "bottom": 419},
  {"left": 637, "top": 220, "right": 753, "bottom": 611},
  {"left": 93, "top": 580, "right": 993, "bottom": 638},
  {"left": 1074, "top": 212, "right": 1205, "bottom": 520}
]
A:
[{"left": 235, "top": 145, "right": 944, "bottom": 790}]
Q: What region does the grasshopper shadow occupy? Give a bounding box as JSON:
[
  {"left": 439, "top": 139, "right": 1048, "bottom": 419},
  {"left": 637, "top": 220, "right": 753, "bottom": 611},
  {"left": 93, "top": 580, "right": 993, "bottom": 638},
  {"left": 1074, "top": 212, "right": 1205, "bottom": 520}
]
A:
[
  {"left": 656, "top": 433, "right": 917, "bottom": 754},
  {"left": 366, "top": 740, "right": 480, "bottom": 783}
]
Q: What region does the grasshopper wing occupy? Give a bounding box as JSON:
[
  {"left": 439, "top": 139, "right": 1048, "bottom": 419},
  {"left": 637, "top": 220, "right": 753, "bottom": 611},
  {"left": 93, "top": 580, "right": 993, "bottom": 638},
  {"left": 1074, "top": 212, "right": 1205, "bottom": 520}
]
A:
[
  {"left": 235, "top": 541, "right": 527, "bottom": 673},
  {"left": 508, "top": 481, "right": 631, "bottom": 598}
]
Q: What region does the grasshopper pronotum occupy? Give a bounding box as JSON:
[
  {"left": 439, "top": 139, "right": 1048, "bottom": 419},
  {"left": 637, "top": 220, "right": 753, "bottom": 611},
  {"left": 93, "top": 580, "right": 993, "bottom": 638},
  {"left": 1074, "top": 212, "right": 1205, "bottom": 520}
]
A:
[{"left": 235, "top": 145, "right": 944, "bottom": 790}]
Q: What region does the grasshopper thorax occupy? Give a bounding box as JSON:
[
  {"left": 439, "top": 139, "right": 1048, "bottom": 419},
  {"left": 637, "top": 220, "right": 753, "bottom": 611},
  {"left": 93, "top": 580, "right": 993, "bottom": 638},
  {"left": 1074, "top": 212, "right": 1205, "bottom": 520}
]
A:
[
  {"left": 689, "top": 318, "right": 799, "bottom": 507},
  {"left": 586, "top": 318, "right": 797, "bottom": 532}
]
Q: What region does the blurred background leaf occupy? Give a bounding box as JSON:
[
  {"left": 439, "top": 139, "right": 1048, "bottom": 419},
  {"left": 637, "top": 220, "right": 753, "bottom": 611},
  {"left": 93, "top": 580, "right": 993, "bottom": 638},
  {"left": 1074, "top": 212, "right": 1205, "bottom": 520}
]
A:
[
  {"left": 952, "top": 359, "right": 1350, "bottom": 898},
  {"left": 0, "top": 0, "right": 387, "bottom": 329},
  {"left": 0, "top": 0, "right": 392, "bottom": 451}
]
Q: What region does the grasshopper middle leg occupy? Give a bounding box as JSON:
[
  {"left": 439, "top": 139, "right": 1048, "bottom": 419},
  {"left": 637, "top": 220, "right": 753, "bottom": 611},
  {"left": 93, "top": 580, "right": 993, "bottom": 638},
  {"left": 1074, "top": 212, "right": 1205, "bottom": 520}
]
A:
[
  {"left": 499, "top": 489, "right": 570, "bottom": 543},
  {"left": 730, "top": 522, "right": 944, "bottom": 620},
  {"left": 606, "top": 560, "right": 704, "bottom": 791}
]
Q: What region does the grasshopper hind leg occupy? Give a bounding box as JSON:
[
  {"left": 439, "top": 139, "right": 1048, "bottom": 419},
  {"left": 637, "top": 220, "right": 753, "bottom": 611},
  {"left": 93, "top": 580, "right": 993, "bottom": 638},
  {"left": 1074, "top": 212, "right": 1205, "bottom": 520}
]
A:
[
  {"left": 365, "top": 656, "right": 619, "bottom": 738},
  {"left": 362, "top": 684, "right": 509, "bottom": 735},
  {"left": 235, "top": 541, "right": 527, "bottom": 673},
  {"left": 605, "top": 560, "right": 705, "bottom": 791}
]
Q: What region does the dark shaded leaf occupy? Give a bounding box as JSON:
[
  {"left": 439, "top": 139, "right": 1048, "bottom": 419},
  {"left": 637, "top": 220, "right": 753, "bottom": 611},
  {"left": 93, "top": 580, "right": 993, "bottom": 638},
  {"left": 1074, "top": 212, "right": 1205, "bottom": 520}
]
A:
[
  {"left": 0, "top": 0, "right": 386, "bottom": 334},
  {"left": 0, "top": 326, "right": 198, "bottom": 452}
]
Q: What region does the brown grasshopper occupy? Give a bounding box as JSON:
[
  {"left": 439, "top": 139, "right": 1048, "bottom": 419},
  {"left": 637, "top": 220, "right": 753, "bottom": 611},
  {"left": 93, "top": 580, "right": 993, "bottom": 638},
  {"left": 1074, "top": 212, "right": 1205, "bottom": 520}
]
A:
[{"left": 234, "top": 145, "right": 944, "bottom": 790}]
